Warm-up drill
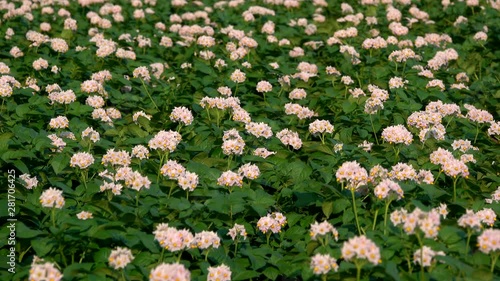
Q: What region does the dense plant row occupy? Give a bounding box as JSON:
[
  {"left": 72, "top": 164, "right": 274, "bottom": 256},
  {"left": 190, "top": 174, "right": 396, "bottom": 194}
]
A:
[{"left": 0, "top": 0, "right": 499, "bottom": 280}]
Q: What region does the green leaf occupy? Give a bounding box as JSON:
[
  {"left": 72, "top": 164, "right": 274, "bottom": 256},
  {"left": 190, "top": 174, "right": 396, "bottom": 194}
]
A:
[
  {"left": 233, "top": 270, "right": 260, "bottom": 280},
  {"left": 322, "top": 201, "right": 334, "bottom": 218},
  {"left": 332, "top": 198, "right": 351, "bottom": 214},
  {"left": 385, "top": 261, "right": 402, "bottom": 281},
  {"left": 16, "top": 222, "right": 45, "bottom": 239},
  {"left": 167, "top": 197, "right": 191, "bottom": 211},
  {"left": 63, "top": 263, "right": 94, "bottom": 279},
  {"left": 31, "top": 237, "right": 56, "bottom": 257},
  {"left": 50, "top": 154, "right": 70, "bottom": 175},
  {"left": 342, "top": 101, "right": 357, "bottom": 113},
  {"left": 15, "top": 104, "right": 31, "bottom": 117},
  {"left": 262, "top": 266, "right": 279, "bottom": 280}
]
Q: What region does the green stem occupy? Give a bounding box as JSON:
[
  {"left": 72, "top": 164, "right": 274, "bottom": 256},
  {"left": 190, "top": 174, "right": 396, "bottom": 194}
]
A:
[
  {"left": 156, "top": 152, "right": 168, "bottom": 184},
  {"left": 372, "top": 208, "right": 379, "bottom": 231},
  {"left": 453, "top": 177, "right": 459, "bottom": 202},
  {"left": 121, "top": 270, "right": 126, "bottom": 281},
  {"left": 158, "top": 248, "right": 165, "bottom": 265},
  {"left": 168, "top": 182, "right": 175, "bottom": 198},
  {"left": 81, "top": 170, "right": 88, "bottom": 190},
  {"left": 351, "top": 189, "right": 362, "bottom": 235},
  {"left": 355, "top": 259, "right": 362, "bottom": 281},
  {"left": 384, "top": 199, "right": 393, "bottom": 235},
  {"left": 465, "top": 229, "right": 472, "bottom": 256},
  {"left": 233, "top": 240, "right": 239, "bottom": 257},
  {"left": 369, "top": 114, "right": 379, "bottom": 145},
  {"left": 51, "top": 208, "right": 56, "bottom": 228},
  {"left": 141, "top": 79, "right": 159, "bottom": 110},
  {"left": 474, "top": 123, "right": 480, "bottom": 144},
  {"left": 266, "top": 232, "right": 271, "bottom": 246},
  {"left": 491, "top": 252, "right": 499, "bottom": 272},
  {"left": 393, "top": 146, "right": 400, "bottom": 163}
]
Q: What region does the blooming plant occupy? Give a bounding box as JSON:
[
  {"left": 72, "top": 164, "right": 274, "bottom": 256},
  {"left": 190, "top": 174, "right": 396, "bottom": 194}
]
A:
[{"left": 1, "top": 1, "right": 499, "bottom": 281}]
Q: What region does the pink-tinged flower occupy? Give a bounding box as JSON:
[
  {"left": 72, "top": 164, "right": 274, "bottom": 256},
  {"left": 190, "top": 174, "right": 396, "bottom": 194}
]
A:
[
  {"left": 102, "top": 149, "right": 130, "bottom": 167},
  {"left": 217, "top": 86, "right": 232, "bottom": 96},
  {"left": 310, "top": 221, "right": 339, "bottom": 241},
  {"left": 452, "top": 139, "right": 478, "bottom": 152},
  {"left": 132, "top": 145, "right": 149, "bottom": 159},
  {"left": 381, "top": 125, "right": 413, "bottom": 145},
  {"left": 77, "top": 211, "right": 93, "bottom": 220},
  {"left": 153, "top": 223, "right": 194, "bottom": 252},
  {"left": 222, "top": 129, "right": 245, "bottom": 155},
  {"left": 82, "top": 127, "right": 100, "bottom": 143},
  {"left": 197, "top": 35, "right": 216, "bottom": 47},
  {"left": 170, "top": 106, "right": 193, "bottom": 125},
  {"left": 458, "top": 209, "right": 482, "bottom": 230},
  {"left": 310, "top": 253, "right": 338, "bottom": 275},
  {"left": 465, "top": 104, "right": 494, "bottom": 124},
  {"left": 326, "top": 66, "right": 341, "bottom": 76},
  {"left": 416, "top": 170, "right": 434, "bottom": 184},
  {"left": 108, "top": 247, "right": 134, "bottom": 269},
  {"left": 488, "top": 121, "right": 500, "bottom": 137},
  {"left": 256, "top": 80, "right": 272, "bottom": 93},
  {"left": 148, "top": 130, "right": 182, "bottom": 152},
  {"left": 238, "top": 163, "right": 260, "bottom": 180},
  {"left": 389, "top": 77, "right": 408, "bottom": 89},
  {"left": 374, "top": 179, "right": 404, "bottom": 199},
  {"left": 230, "top": 69, "right": 246, "bottom": 83},
  {"left": 228, "top": 223, "right": 247, "bottom": 240},
  {"left": 289, "top": 88, "right": 307, "bottom": 100},
  {"left": 49, "top": 116, "right": 69, "bottom": 129},
  {"left": 245, "top": 122, "right": 273, "bottom": 138},
  {"left": 477, "top": 229, "right": 500, "bottom": 254},
  {"left": 70, "top": 152, "right": 95, "bottom": 169},
  {"left": 133, "top": 66, "right": 151, "bottom": 81},
  {"left": 335, "top": 161, "right": 368, "bottom": 190},
  {"left": 47, "top": 134, "right": 66, "bottom": 152},
  {"left": 133, "top": 111, "right": 152, "bottom": 123},
  {"left": 40, "top": 188, "right": 65, "bottom": 208},
  {"left": 442, "top": 158, "right": 469, "bottom": 178},
  {"left": 341, "top": 235, "right": 381, "bottom": 265},
  {"left": 257, "top": 212, "right": 287, "bottom": 234},
  {"left": 477, "top": 208, "right": 497, "bottom": 227},
  {"left": 207, "top": 264, "right": 231, "bottom": 281},
  {"left": 50, "top": 38, "right": 69, "bottom": 53},
  {"left": 192, "top": 231, "right": 220, "bottom": 249},
  {"left": 19, "top": 174, "right": 38, "bottom": 189},
  {"left": 284, "top": 103, "right": 317, "bottom": 119},
  {"left": 486, "top": 186, "right": 500, "bottom": 204},
  {"left": 149, "top": 262, "right": 190, "bottom": 281},
  {"left": 276, "top": 129, "right": 302, "bottom": 149},
  {"left": 33, "top": 58, "right": 49, "bottom": 71},
  {"left": 413, "top": 246, "right": 445, "bottom": 267},
  {"left": 253, "top": 148, "right": 276, "bottom": 159},
  {"left": 177, "top": 171, "right": 198, "bottom": 191},
  {"left": 391, "top": 206, "right": 446, "bottom": 238},
  {"left": 473, "top": 31, "right": 487, "bottom": 41},
  {"left": 29, "top": 259, "right": 63, "bottom": 281},
  {"left": 160, "top": 160, "right": 185, "bottom": 180},
  {"left": 309, "top": 120, "right": 334, "bottom": 134},
  {"left": 217, "top": 170, "right": 243, "bottom": 188},
  {"left": 388, "top": 163, "right": 417, "bottom": 181}
]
